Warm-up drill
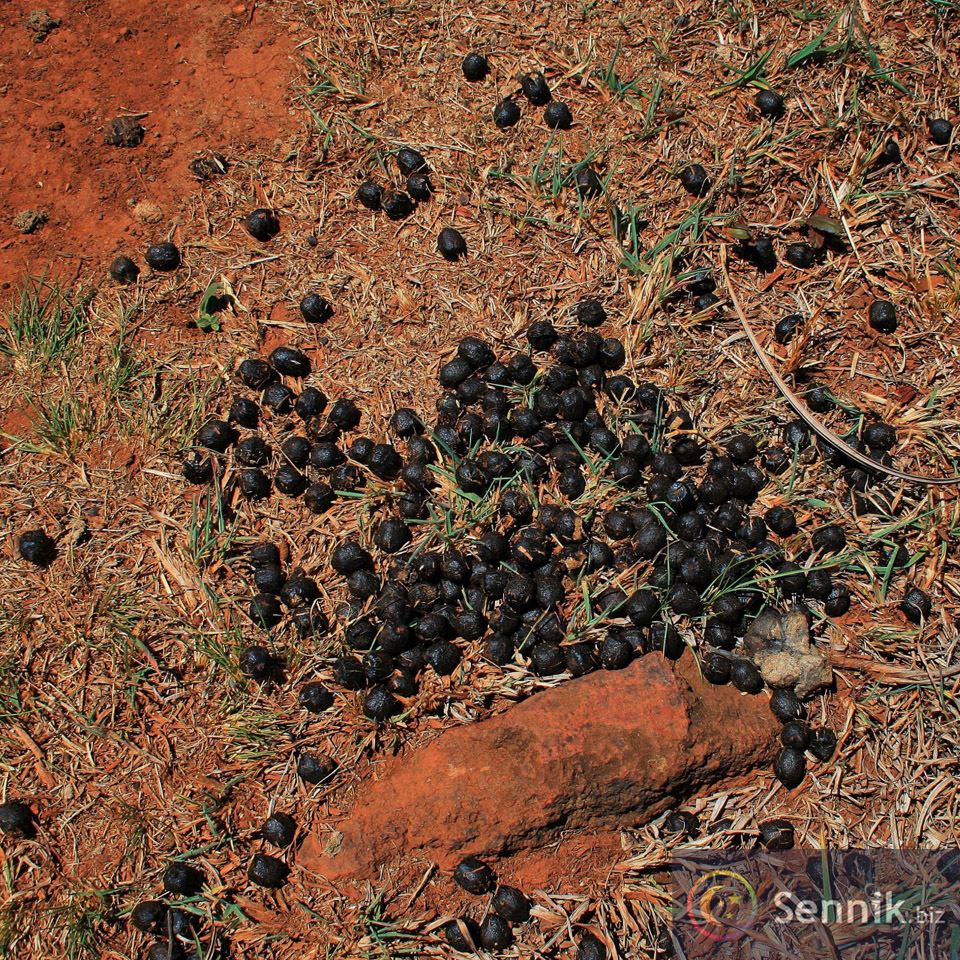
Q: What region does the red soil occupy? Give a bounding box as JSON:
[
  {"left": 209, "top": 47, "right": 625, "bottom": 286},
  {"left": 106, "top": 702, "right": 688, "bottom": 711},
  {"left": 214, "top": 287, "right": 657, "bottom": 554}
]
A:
[{"left": 0, "top": 1, "right": 293, "bottom": 289}]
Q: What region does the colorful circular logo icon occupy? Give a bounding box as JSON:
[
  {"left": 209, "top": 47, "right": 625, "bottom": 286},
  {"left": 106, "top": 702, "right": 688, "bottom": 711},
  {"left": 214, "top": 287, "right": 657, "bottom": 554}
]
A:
[{"left": 687, "top": 869, "right": 759, "bottom": 942}]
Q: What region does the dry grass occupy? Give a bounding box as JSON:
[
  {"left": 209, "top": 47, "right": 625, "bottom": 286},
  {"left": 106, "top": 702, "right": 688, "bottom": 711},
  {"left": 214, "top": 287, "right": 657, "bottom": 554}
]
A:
[{"left": 1, "top": 0, "right": 959, "bottom": 957}]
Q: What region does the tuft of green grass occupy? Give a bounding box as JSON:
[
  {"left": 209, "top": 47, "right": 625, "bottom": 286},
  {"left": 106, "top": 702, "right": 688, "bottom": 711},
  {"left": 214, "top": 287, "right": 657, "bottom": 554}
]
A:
[{"left": 0, "top": 279, "right": 90, "bottom": 369}]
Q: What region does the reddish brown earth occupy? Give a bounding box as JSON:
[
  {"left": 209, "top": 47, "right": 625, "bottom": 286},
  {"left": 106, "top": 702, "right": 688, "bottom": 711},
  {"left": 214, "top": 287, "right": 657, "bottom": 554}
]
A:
[
  {"left": 0, "top": 1, "right": 293, "bottom": 288},
  {"left": 302, "top": 655, "right": 778, "bottom": 887}
]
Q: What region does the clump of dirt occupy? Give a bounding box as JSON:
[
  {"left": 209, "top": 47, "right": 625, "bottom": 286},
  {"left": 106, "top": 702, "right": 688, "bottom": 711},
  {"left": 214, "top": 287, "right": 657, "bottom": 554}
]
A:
[
  {"left": 24, "top": 9, "right": 58, "bottom": 42},
  {"left": 103, "top": 116, "right": 145, "bottom": 148},
  {"left": 12, "top": 208, "right": 47, "bottom": 234}
]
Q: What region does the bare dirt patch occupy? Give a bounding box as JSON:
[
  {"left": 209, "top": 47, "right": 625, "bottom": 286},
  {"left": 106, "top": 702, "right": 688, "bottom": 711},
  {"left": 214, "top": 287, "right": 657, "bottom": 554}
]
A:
[{"left": 0, "top": 0, "right": 294, "bottom": 287}]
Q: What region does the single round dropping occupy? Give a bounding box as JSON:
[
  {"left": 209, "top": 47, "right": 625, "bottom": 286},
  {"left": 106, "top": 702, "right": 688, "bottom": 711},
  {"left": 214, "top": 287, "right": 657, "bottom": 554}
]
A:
[
  {"left": 576, "top": 166, "right": 603, "bottom": 198},
  {"left": 248, "top": 852, "right": 288, "bottom": 888},
  {"left": 437, "top": 227, "right": 467, "bottom": 261},
  {"left": 396, "top": 147, "right": 428, "bottom": 176},
  {"left": 454, "top": 855, "right": 495, "bottom": 894},
  {"left": 492, "top": 884, "right": 530, "bottom": 922},
  {"left": 774, "top": 313, "right": 802, "bottom": 344},
  {"left": 461, "top": 52, "right": 489, "bottom": 81},
  {"left": 755, "top": 88, "right": 785, "bottom": 120},
  {"left": 544, "top": 101, "right": 573, "bottom": 129},
  {"left": 479, "top": 915, "right": 513, "bottom": 949},
  {"left": 145, "top": 242, "right": 180, "bottom": 271},
  {"left": 520, "top": 71, "right": 551, "bottom": 105},
  {"left": 0, "top": 801, "right": 34, "bottom": 837},
  {"left": 269, "top": 346, "right": 310, "bottom": 377},
  {"left": 577, "top": 933, "right": 608, "bottom": 960},
  {"left": 444, "top": 918, "right": 479, "bottom": 951},
  {"left": 238, "top": 358, "right": 276, "bottom": 390},
  {"left": 130, "top": 900, "right": 166, "bottom": 934},
  {"left": 382, "top": 191, "right": 414, "bottom": 220},
  {"left": 18, "top": 529, "right": 55, "bottom": 566},
  {"left": 758, "top": 818, "right": 795, "bottom": 850},
  {"left": 785, "top": 242, "right": 816, "bottom": 268},
  {"left": 364, "top": 685, "right": 400, "bottom": 720},
  {"left": 901, "top": 586, "right": 931, "bottom": 624},
  {"left": 407, "top": 173, "right": 432, "bottom": 201},
  {"left": 773, "top": 746, "right": 806, "bottom": 788},
  {"left": 493, "top": 98, "right": 521, "bottom": 128},
  {"left": 356, "top": 181, "right": 383, "bottom": 210},
  {"left": 679, "top": 164, "right": 709, "bottom": 196},
  {"left": 246, "top": 208, "right": 280, "bottom": 241},
  {"left": 300, "top": 293, "right": 333, "bottom": 324},
  {"left": 162, "top": 861, "right": 203, "bottom": 896},
  {"left": 297, "top": 753, "right": 337, "bottom": 784},
  {"left": 868, "top": 299, "right": 897, "bottom": 333},
  {"left": 928, "top": 116, "right": 952, "bottom": 145},
  {"left": 261, "top": 812, "right": 296, "bottom": 847},
  {"left": 109, "top": 255, "right": 139, "bottom": 284}
]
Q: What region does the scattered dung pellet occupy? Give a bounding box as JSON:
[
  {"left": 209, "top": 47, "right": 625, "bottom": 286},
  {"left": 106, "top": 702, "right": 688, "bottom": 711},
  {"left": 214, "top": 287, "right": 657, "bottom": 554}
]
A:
[
  {"left": 492, "top": 885, "right": 531, "bottom": 923},
  {"left": 543, "top": 101, "right": 573, "bottom": 129},
  {"left": 462, "top": 52, "right": 489, "bottom": 81},
  {"left": 130, "top": 900, "right": 166, "bottom": 934},
  {"left": 755, "top": 88, "right": 785, "bottom": 120},
  {"left": 785, "top": 242, "right": 816, "bottom": 268},
  {"left": 396, "top": 147, "right": 428, "bottom": 176},
  {"left": 758, "top": 818, "right": 795, "bottom": 850},
  {"left": 576, "top": 933, "right": 608, "bottom": 960},
  {"left": 18, "top": 529, "right": 55, "bottom": 566},
  {"left": 808, "top": 727, "right": 837, "bottom": 762},
  {"left": 437, "top": 227, "right": 467, "bottom": 261},
  {"left": 0, "top": 801, "right": 34, "bottom": 838},
  {"left": 109, "top": 255, "right": 139, "bottom": 284},
  {"left": 576, "top": 166, "right": 603, "bottom": 198},
  {"left": 479, "top": 915, "right": 513, "bottom": 949},
  {"left": 239, "top": 645, "right": 273, "bottom": 680},
  {"left": 444, "top": 918, "right": 479, "bottom": 951},
  {"left": 246, "top": 208, "right": 280, "bottom": 241},
  {"left": 190, "top": 151, "right": 228, "bottom": 180},
  {"left": 928, "top": 116, "right": 952, "bottom": 145},
  {"left": 662, "top": 810, "right": 700, "bottom": 839},
  {"left": 773, "top": 746, "right": 806, "bottom": 788},
  {"left": 493, "top": 98, "right": 521, "bottom": 128},
  {"left": 145, "top": 242, "right": 180, "bottom": 271},
  {"left": 300, "top": 293, "right": 333, "bottom": 324},
  {"left": 297, "top": 754, "right": 337, "bottom": 785},
  {"left": 453, "top": 855, "right": 495, "bottom": 894},
  {"left": 382, "top": 190, "right": 414, "bottom": 220},
  {"left": 248, "top": 852, "right": 288, "bottom": 887},
  {"left": 868, "top": 299, "right": 897, "bottom": 333},
  {"left": 679, "top": 163, "right": 709, "bottom": 196},
  {"left": 162, "top": 861, "right": 203, "bottom": 896},
  {"left": 104, "top": 116, "right": 144, "bottom": 147},
  {"left": 900, "top": 586, "right": 932, "bottom": 624},
  {"left": 261, "top": 813, "right": 296, "bottom": 848},
  {"left": 357, "top": 181, "right": 383, "bottom": 210},
  {"left": 520, "top": 71, "right": 551, "bottom": 105}
]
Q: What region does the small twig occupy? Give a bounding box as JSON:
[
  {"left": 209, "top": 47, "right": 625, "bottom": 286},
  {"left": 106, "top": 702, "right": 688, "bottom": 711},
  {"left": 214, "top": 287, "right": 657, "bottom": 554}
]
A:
[{"left": 721, "top": 247, "right": 960, "bottom": 487}]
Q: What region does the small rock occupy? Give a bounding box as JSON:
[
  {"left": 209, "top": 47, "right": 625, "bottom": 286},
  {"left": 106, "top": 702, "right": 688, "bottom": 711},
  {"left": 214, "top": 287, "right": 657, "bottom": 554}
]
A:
[
  {"left": 300, "top": 655, "right": 776, "bottom": 880},
  {"left": 12, "top": 209, "right": 47, "bottom": 234},
  {"left": 25, "top": 10, "right": 59, "bottom": 43},
  {"left": 104, "top": 116, "right": 145, "bottom": 148},
  {"left": 742, "top": 609, "right": 832, "bottom": 698}
]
